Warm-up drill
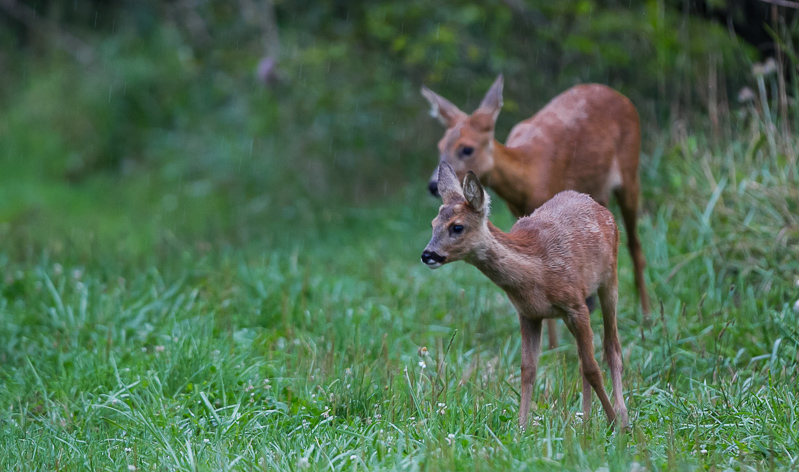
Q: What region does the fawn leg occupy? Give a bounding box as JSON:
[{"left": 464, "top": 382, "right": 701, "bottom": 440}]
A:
[
  {"left": 579, "top": 365, "right": 592, "bottom": 419},
  {"left": 564, "top": 304, "right": 616, "bottom": 424},
  {"left": 598, "top": 279, "right": 629, "bottom": 428},
  {"left": 519, "top": 316, "right": 543, "bottom": 429}
]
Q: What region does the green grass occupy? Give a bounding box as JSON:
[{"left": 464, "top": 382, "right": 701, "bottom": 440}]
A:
[
  {"left": 0, "top": 31, "right": 798, "bottom": 470},
  {"left": 2, "top": 111, "right": 799, "bottom": 471}
]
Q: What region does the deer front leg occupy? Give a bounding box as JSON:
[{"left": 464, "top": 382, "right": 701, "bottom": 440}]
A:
[{"left": 519, "top": 316, "right": 543, "bottom": 429}]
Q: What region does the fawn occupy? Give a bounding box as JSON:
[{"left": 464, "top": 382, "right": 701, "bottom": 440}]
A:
[
  {"left": 422, "top": 76, "right": 650, "bottom": 349},
  {"left": 421, "top": 162, "right": 629, "bottom": 429}
]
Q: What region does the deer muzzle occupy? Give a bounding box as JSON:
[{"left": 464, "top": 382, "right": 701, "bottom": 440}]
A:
[{"left": 421, "top": 250, "right": 446, "bottom": 269}]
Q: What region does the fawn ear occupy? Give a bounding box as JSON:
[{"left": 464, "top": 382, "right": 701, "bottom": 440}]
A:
[
  {"left": 437, "top": 162, "right": 464, "bottom": 204},
  {"left": 474, "top": 74, "right": 503, "bottom": 127},
  {"left": 463, "top": 171, "right": 487, "bottom": 213},
  {"left": 421, "top": 85, "right": 467, "bottom": 127}
]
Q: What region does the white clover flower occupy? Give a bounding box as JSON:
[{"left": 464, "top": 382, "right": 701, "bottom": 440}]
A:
[{"left": 418, "top": 361, "right": 426, "bottom": 369}]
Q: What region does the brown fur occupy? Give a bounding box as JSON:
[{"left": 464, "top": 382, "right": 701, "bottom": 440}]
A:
[
  {"left": 423, "top": 163, "right": 629, "bottom": 429},
  {"left": 422, "top": 77, "right": 652, "bottom": 348}
]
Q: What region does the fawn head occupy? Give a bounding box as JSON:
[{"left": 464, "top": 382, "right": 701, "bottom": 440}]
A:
[
  {"left": 421, "top": 75, "right": 504, "bottom": 197},
  {"left": 421, "top": 162, "right": 490, "bottom": 269}
]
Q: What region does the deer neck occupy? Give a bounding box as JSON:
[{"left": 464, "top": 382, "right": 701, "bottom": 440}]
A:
[
  {"left": 467, "top": 222, "right": 542, "bottom": 291},
  {"left": 485, "top": 141, "right": 532, "bottom": 217}
]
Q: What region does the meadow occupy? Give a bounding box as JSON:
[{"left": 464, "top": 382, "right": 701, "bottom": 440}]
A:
[{"left": 1, "top": 2, "right": 799, "bottom": 470}]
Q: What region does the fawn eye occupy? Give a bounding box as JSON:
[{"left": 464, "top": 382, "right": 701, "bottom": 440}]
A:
[
  {"left": 451, "top": 224, "right": 464, "bottom": 234},
  {"left": 460, "top": 146, "right": 474, "bottom": 157}
]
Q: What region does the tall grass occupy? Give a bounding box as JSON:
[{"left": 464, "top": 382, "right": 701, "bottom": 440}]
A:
[
  {"left": 0, "top": 7, "right": 797, "bottom": 469},
  {"left": 1, "top": 100, "right": 798, "bottom": 469}
]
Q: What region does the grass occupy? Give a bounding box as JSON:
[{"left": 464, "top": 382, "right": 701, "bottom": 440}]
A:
[
  {"left": 1, "top": 44, "right": 799, "bottom": 472},
  {"left": 2, "top": 117, "right": 799, "bottom": 471}
]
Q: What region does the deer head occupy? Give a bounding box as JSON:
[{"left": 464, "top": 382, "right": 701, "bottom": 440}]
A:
[
  {"left": 421, "top": 75, "right": 504, "bottom": 197},
  {"left": 421, "top": 162, "right": 490, "bottom": 268}
]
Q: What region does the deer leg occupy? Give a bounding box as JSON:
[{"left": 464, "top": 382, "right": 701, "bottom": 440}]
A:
[
  {"left": 564, "top": 305, "right": 615, "bottom": 424},
  {"left": 598, "top": 279, "right": 629, "bottom": 429},
  {"left": 546, "top": 319, "right": 558, "bottom": 350},
  {"left": 614, "top": 186, "right": 651, "bottom": 321},
  {"left": 579, "top": 365, "right": 592, "bottom": 420},
  {"left": 519, "top": 316, "right": 543, "bottom": 429}
]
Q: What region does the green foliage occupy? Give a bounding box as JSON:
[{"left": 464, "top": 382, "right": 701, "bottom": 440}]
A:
[
  {"left": 1, "top": 117, "right": 799, "bottom": 468},
  {"left": 0, "top": 0, "right": 798, "bottom": 470},
  {"left": 0, "top": 0, "right": 759, "bottom": 204}
]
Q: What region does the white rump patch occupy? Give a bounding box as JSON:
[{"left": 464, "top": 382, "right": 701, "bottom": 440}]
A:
[{"left": 605, "top": 159, "right": 622, "bottom": 194}]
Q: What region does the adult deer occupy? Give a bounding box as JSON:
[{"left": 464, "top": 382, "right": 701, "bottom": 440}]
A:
[
  {"left": 421, "top": 76, "right": 651, "bottom": 349},
  {"left": 421, "top": 162, "right": 629, "bottom": 429}
]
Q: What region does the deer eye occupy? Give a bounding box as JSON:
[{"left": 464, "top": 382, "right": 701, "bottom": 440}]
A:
[
  {"left": 451, "top": 224, "right": 464, "bottom": 234},
  {"left": 460, "top": 146, "right": 474, "bottom": 158}
]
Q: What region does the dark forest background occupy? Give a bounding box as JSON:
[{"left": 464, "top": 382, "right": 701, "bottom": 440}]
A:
[{"left": 0, "top": 1, "right": 792, "bottom": 258}]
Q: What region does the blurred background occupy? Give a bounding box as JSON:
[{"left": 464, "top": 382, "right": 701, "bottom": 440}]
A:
[
  {"left": 0, "top": 0, "right": 791, "bottom": 265},
  {"left": 2, "top": 3, "right": 799, "bottom": 468}
]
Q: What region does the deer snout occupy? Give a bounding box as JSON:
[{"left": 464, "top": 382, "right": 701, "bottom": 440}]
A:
[
  {"left": 427, "top": 180, "right": 440, "bottom": 197},
  {"left": 421, "top": 250, "right": 446, "bottom": 268}
]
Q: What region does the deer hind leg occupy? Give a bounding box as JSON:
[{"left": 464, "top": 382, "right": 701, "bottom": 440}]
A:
[
  {"left": 613, "top": 185, "right": 651, "bottom": 321},
  {"left": 579, "top": 365, "right": 592, "bottom": 420},
  {"left": 546, "top": 319, "right": 558, "bottom": 350},
  {"left": 598, "top": 276, "right": 629, "bottom": 429},
  {"left": 564, "top": 304, "right": 615, "bottom": 424},
  {"left": 519, "top": 317, "right": 543, "bottom": 429}
]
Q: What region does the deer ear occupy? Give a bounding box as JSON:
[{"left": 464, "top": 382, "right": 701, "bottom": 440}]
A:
[
  {"left": 421, "top": 85, "right": 467, "bottom": 127},
  {"left": 437, "top": 162, "right": 464, "bottom": 204},
  {"left": 463, "top": 171, "right": 487, "bottom": 213},
  {"left": 475, "top": 74, "right": 503, "bottom": 127}
]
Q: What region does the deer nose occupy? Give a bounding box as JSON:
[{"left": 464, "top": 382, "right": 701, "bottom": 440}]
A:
[
  {"left": 428, "top": 181, "right": 439, "bottom": 197},
  {"left": 421, "top": 250, "right": 446, "bottom": 266}
]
